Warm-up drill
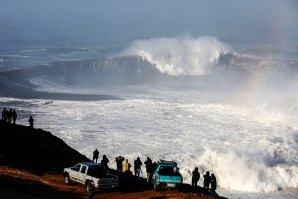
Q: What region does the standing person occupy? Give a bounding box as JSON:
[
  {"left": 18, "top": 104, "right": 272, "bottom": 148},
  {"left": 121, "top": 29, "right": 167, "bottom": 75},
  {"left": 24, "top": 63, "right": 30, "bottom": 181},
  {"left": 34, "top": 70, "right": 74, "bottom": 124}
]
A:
[
  {"left": 144, "top": 157, "right": 152, "bottom": 183},
  {"left": 29, "top": 116, "right": 34, "bottom": 128},
  {"left": 192, "top": 167, "right": 200, "bottom": 187},
  {"left": 92, "top": 149, "right": 99, "bottom": 163},
  {"left": 115, "top": 156, "right": 125, "bottom": 173},
  {"left": 210, "top": 173, "right": 217, "bottom": 197},
  {"left": 101, "top": 155, "right": 109, "bottom": 169},
  {"left": 134, "top": 157, "right": 142, "bottom": 178},
  {"left": 8, "top": 108, "right": 13, "bottom": 123},
  {"left": 1, "top": 107, "right": 6, "bottom": 122},
  {"left": 123, "top": 159, "right": 131, "bottom": 176},
  {"left": 12, "top": 109, "right": 17, "bottom": 124},
  {"left": 203, "top": 171, "right": 211, "bottom": 190},
  {"left": 148, "top": 161, "right": 157, "bottom": 182}
]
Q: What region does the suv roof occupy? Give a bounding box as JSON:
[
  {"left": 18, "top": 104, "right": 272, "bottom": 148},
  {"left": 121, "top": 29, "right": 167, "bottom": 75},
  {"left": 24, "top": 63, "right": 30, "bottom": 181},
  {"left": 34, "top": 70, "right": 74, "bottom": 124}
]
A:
[{"left": 157, "top": 159, "right": 177, "bottom": 167}]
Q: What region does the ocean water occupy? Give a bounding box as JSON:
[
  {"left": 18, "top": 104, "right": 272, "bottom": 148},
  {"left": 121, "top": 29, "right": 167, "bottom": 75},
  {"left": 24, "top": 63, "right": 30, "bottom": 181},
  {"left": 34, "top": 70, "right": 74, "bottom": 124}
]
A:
[{"left": 0, "top": 36, "right": 297, "bottom": 199}]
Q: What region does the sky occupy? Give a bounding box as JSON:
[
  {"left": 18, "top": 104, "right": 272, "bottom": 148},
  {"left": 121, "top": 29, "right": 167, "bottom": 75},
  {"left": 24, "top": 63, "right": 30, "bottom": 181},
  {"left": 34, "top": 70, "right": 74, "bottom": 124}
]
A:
[{"left": 0, "top": 0, "right": 297, "bottom": 47}]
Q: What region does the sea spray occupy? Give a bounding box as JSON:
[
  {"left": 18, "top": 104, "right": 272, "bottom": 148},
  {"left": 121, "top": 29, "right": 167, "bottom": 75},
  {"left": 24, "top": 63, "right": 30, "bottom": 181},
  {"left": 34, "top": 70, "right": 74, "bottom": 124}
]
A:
[
  {"left": 87, "top": 147, "right": 298, "bottom": 193},
  {"left": 197, "top": 149, "right": 298, "bottom": 192},
  {"left": 3, "top": 74, "right": 298, "bottom": 199},
  {"left": 118, "top": 36, "right": 232, "bottom": 76}
]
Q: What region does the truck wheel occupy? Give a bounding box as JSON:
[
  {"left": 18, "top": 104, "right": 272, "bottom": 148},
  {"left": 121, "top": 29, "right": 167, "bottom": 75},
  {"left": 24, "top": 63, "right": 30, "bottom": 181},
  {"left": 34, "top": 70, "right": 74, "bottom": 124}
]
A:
[
  {"left": 86, "top": 181, "right": 95, "bottom": 197},
  {"left": 175, "top": 183, "right": 182, "bottom": 190},
  {"left": 64, "top": 173, "right": 71, "bottom": 184}
]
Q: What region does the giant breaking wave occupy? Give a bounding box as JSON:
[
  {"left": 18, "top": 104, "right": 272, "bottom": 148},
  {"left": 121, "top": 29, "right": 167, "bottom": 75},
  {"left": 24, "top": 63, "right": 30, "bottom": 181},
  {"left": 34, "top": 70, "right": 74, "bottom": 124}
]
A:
[{"left": 118, "top": 36, "right": 232, "bottom": 76}]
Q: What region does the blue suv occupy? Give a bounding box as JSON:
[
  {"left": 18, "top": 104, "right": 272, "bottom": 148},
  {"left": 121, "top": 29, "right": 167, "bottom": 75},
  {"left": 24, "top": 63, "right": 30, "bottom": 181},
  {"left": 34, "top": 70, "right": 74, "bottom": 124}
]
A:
[{"left": 152, "top": 160, "right": 183, "bottom": 190}]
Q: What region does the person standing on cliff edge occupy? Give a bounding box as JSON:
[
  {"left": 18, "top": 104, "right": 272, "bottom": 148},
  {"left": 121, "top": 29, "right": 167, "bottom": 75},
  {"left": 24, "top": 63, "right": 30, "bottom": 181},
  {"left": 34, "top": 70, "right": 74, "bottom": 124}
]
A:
[
  {"left": 192, "top": 167, "right": 200, "bottom": 187},
  {"left": 92, "top": 149, "right": 99, "bottom": 163},
  {"left": 12, "top": 109, "right": 17, "bottom": 124},
  {"left": 29, "top": 116, "right": 34, "bottom": 128}
]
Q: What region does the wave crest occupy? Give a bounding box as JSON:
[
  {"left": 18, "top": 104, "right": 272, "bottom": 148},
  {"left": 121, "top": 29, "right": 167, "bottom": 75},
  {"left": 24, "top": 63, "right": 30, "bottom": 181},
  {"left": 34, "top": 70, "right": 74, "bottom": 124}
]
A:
[{"left": 119, "top": 36, "right": 232, "bottom": 76}]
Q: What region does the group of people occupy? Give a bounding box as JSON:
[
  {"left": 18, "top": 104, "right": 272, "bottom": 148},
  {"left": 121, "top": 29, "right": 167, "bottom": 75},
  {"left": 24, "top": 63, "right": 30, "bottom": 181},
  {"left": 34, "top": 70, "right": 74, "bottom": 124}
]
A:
[
  {"left": 92, "top": 150, "right": 217, "bottom": 196},
  {"left": 115, "top": 155, "right": 158, "bottom": 182},
  {"left": 92, "top": 149, "right": 110, "bottom": 168},
  {"left": 1, "top": 107, "right": 17, "bottom": 124},
  {"left": 1, "top": 107, "right": 34, "bottom": 128},
  {"left": 115, "top": 155, "right": 140, "bottom": 178},
  {"left": 93, "top": 150, "right": 158, "bottom": 181},
  {"left": 92, "top": 150, "right": 135, "bottom": 177},
  {"left": 192, "top": 168, "right": 217, "bottom": 197}
]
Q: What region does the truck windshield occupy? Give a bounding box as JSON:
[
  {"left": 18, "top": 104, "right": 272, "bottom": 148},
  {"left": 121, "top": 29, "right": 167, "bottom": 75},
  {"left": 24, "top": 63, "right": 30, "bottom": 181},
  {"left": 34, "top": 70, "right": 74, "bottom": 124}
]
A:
[{"left": 87, "top": 165, "right": 107, "bottom": 178}]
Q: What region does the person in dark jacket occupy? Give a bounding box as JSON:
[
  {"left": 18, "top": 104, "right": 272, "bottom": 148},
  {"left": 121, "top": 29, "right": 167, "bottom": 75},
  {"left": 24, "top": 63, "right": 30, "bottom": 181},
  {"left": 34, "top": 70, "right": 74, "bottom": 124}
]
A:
[
  {"left": 29, "top": 116, "right": 34, "bottom": 128},
  {"left": 1, "top": 108, "right": 6, "bottom": 122},
  {"left": 134, "top": 157, "right": 142, "bottom": 178},
  {"left": 210, "top": 173, "right": 217, "bottom": 197},
  {"left": 101, "top": 155, "right": 109, "bottom": 169},
  {"left": 144, "top": 157, "right": 152, "bottom": 183},
  {"left": 92, "top": 149, "right": 99, "bottom": 163},
  {"left": 192, "top": 167, "right": 200, "bottom": 187},
  {"left": 12, "top": 109, "right": 17, "bottom": 124},
  {"left": 7, "top": 108, "right": 13, "bottom": 123},
  {"left": 115, "top": 156, "right": 125, "bottom": 173},
  {"left": 203, "top": 171, "right": 211, "bottom": 189}
]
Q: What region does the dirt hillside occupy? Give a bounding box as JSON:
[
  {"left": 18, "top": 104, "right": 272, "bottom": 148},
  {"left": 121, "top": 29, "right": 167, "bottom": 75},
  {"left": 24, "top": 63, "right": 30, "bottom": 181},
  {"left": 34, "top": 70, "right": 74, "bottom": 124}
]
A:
[{"left": 0, "top": 121, "right": 227, "bottom": 199}]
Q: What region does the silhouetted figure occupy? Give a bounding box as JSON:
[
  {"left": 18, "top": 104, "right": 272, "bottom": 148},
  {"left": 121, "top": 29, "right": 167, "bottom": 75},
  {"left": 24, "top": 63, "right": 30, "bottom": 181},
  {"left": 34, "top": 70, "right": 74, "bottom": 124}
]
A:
[
  {"left": 6, "top": 110, "right": 8, "bottom": 121},
  {"left": 115, "top": 156, "right": 125, "bottom": 173},
  {"left": 1, "top": 108, "right": 6, "bottom": 121},
  {"left": 92, "top": 149, "right": 99, "bottom": 163},
  {"left": 144, "top": 157, "right": 153, "bottom": 183},
  {"left": 8, "top": 108, "right": 13, "bottom": 123},
  {"left": 192, "top": 167, "right": 200, "bottom": 187},
  {"left": 123, "top": 159, "right": 132, "bottom": 176},
  {"left": 148, "top": 161, "right": 157, "bottom": 182},
  {"left": 203, "top": 171, "right": 211, "bottom": 190},
  {"left": 151, "top": 162, "right": 157, "bottom": 171},
  {"left": 29, "top": 116, "right": 34, "bottom": 128},
  {"left": 134, "top": 157, "right": 142, "bottom": 178},
  {"left": 101, "top": 155, "right": 109, "bottom": 169},
  {"left": 12, "top": 109, "right": 17, "bottom": 124},
  {"left": 210, "top": 173, "right": 217, "bottom": 197}
]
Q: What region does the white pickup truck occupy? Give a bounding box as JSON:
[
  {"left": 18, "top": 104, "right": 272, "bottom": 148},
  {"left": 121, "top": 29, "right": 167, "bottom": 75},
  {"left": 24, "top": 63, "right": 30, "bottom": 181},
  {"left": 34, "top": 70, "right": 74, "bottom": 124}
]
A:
[{"left": 63, "top": 162, "right": 118, "bottom": 195}]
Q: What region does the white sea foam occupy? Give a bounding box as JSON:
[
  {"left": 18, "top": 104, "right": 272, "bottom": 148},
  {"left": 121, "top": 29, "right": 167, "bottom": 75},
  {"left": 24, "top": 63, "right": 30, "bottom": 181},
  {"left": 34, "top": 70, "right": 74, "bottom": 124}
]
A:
[
  {"left": 198, "top": 149, "right": 298, "bottom": 192},
  {"left": 118, "top": 36, "right": 231, "bottom": 76},
  {"left": 0, "top": 54, "right": 31, "bottom": 58},
  {"left": 2, "top": 85, "right": 297, "bottom": 199},
  {"left": 7, "top": 49, "right": 46, "bottom": 53}
]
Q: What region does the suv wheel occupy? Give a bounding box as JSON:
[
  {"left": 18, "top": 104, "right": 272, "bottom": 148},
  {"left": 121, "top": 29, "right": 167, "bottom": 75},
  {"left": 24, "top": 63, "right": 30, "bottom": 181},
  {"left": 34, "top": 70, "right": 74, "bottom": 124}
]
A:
[{"left": 154, "top": 183, "right": 161, "bottom": 191}]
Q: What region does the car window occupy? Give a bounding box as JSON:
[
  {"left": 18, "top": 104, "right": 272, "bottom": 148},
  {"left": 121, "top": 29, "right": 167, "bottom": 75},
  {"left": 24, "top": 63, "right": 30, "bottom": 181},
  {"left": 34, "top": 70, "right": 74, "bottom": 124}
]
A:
[
  {"left": 87, "top": 165, "right": 107, "bottom": 178},
  {"left": 72, "top": 164, "right": 81, "bottom": 172},
  {"left": 80, "top": 165, "right": 87, "bottom": 174},
  {"left": 158, "top": 166, "right": 180, "bottom": 176}
]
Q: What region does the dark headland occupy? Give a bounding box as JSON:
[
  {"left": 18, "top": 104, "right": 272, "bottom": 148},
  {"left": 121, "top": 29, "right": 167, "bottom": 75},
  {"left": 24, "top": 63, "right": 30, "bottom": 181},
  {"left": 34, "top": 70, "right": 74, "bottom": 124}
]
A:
[{"left": 0, "top": 121, "right": 227, "bottom": 199}]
